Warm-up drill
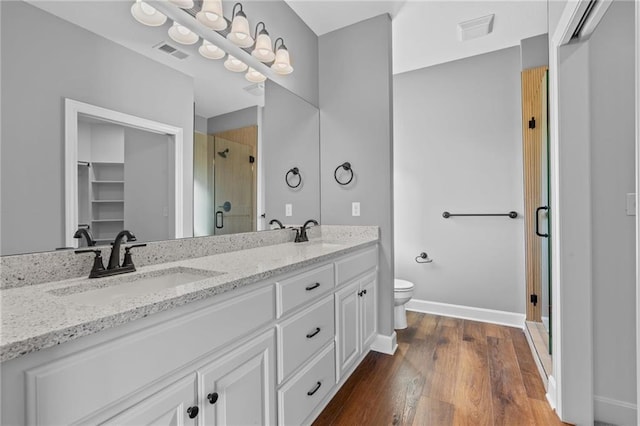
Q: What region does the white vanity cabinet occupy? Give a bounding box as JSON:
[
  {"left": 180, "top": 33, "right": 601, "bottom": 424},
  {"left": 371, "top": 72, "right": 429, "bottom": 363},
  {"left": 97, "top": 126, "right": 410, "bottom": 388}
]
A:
[
  {"left": 102, "top": 373, "right": 199, "bottom": 426},
  {"left": 335, "top": 253, "right": 378, "bottom": 382},
  {"left": 1, "top": 244, "right": 379, "bottom": 426}
]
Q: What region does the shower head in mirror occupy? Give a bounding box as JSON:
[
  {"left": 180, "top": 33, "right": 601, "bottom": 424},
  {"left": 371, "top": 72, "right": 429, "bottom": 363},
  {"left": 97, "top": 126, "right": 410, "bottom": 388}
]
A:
[{"left": 218, "top": 148, "right": 229, "bottom": 158}]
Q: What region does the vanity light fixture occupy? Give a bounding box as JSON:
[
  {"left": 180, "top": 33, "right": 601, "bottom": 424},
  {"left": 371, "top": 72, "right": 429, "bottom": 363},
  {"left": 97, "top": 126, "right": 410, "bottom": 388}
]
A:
[
  {"left": 227, "top": 3, "right": 254, "bottom": 48},
  {"left": 245, "top": 67, "right": 266, "bottom": 83},
  {"left": 168, "top": 21, "right": 199, "bottom": 45},
  {"left": 272, "top": 38, "right": 293, "bottom": 75},
  {"left": 224, "top": 55, "right": 248, "bottom": 72},
  {"left": 199, "top": 40, "right": 225, "bottom": 60},
  {"left": 197, "top": 0, "right": 227, "bottom": 30},
  {"left": 168, "top": 0, "right": 194, "bottom": 9},
  {"left": 130, "top": 0, "right": 167, "bottom": 27},
  {"left": 252, "top": 22, "right": 275, "bottom": 63}
]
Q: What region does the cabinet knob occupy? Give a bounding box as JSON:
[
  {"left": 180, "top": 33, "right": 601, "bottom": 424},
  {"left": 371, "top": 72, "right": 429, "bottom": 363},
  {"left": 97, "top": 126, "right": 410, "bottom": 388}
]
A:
[
  {"left": 207, "top": 392, "right": 219, "bottom": 404},
  {"left": 363, "top": 289, "right": 367, "bottom": 295},
  {"left": 358, "top": 291, "right": 363, "bottom": 297},
  {"left": 187, "top": 406, "right": 199, "bottom": 419}
]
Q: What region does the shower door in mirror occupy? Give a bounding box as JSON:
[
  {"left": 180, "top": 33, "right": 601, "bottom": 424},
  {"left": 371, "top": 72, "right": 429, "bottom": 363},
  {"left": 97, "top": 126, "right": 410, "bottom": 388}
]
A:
[
  {"left": 538, "top": 70, "right": 551, "bottom": 354},
  {"left": 193, "top": 127, "right": 257, "bottom": 237}
]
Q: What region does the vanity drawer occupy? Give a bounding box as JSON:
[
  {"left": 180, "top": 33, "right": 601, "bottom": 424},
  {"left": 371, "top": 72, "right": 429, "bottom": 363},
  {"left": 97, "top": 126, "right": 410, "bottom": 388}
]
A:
[
  {"left": 278, "top": 343, "right": 335, "bottom": 426},
  {"left": 277, "top": 264, "right": 334, "bottom": 316},
  {"left": 24, "top": 285, "right": 275, "bottom": 426},
  {"left": 335, "top": 247, "right": 378, "bottom": 286},
  {"left": 277, "top": 295, "right": 334, "bottom": 383}
]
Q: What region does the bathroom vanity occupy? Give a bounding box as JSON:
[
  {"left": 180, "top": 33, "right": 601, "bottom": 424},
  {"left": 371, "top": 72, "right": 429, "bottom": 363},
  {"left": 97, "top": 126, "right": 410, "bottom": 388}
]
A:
[{"left": 0, "top": 227, "right": 382, "bottom": 425}]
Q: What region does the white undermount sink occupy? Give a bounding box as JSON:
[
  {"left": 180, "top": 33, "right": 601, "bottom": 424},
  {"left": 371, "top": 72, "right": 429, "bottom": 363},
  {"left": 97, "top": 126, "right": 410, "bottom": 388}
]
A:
[{"left": 49, "top": 267, "right": 225, "bottom": 306}]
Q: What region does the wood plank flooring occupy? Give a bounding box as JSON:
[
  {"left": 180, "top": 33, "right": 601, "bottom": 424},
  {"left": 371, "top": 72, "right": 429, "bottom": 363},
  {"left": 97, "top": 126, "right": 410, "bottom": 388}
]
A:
[{"left": 313, "top": 312, "right": 568, "bottom": 426}]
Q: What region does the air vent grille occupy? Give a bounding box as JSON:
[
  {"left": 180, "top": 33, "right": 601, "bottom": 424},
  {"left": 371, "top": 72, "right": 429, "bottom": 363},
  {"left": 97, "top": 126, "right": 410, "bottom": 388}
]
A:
[{"left": 154, "top": 42, "right": 189, "bottom": 60}]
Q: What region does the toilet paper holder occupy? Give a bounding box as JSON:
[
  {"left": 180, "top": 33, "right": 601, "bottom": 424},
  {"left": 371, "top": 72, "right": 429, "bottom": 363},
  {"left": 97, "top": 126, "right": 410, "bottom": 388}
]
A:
[{"left": 415, "top": 252, "right": 433, "bottom": 264}]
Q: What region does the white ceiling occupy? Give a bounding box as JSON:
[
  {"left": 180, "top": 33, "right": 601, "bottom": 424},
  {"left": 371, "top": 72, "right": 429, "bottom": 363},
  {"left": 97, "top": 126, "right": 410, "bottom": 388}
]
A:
[
  {"left": 285, "top": 0, "right": 548, "bottom": 75},
  {"left": 285, "top": 1, "right": 407, "bottom": 36},
  {"left": 27, "top": 1, "right": 263, "bottom": 119}
]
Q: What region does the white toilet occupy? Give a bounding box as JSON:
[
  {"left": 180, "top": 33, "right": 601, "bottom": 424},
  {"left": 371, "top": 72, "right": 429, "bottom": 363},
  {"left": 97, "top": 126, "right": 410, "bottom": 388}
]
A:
[{"left": 394, "top": 279, "right": 415, "bottom": 329}]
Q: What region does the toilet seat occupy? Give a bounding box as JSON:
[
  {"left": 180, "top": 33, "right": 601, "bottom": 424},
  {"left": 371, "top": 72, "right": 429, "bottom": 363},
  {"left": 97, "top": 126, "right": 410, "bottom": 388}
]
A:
[{"left": 394, "top": 279, "right": 414, "bottom": 291}]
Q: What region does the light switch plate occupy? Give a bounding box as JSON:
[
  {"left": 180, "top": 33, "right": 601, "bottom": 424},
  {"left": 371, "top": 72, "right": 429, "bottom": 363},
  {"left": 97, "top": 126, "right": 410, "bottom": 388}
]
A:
[
  {"left": 285, "top": 204, "right": 292, "bottom": 217},
  {"left": 627, "top": 193, "right": 636, "bottom": 216},
  {"left": 352, "top": 202, "right": 360, "bottom": 217}
]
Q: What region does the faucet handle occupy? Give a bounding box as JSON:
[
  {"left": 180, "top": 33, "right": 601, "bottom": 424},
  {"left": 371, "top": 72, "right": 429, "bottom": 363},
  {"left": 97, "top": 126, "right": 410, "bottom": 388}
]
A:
[
  {"left": 75, "top": 249, "right": 106, "bottom": 277},
  {"left": 123, "top": 244, "right": 146, "bottom": 268}
]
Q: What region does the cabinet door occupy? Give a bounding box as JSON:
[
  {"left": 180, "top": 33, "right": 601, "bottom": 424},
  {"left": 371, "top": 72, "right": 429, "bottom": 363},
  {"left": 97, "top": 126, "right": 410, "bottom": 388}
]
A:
[
  {"left": 335, "top": 280, "right": 360, "bottom": 382},
  {"left": 101, "top": 374, "right": 198, "bottom": 426},
  {"left": 360, "top": 272, "right": 377, "bottom": 351},
  {"left": 200, "top": 330, "right": 276, "bottom": 426}
]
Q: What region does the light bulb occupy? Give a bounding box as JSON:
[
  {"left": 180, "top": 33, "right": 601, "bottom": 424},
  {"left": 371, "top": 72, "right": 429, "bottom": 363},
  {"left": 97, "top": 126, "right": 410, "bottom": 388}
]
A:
[
  {"left": 246, "top": 68, "right": 266, "bottom": 83},
  {"left": 131, "top": 0, "right": 167, "bottom": 27},
  {"left": 199, "top": 40, "right": 225, "bottom": 60},
  {"left": 224, "top": 55, "right": 248, "bottom": 72},
  {"left": 197, "top": 0, "right": 227, "bottom": 31},
  {"left": 168, "top": 22, "right": 199, "bottom": 45}
]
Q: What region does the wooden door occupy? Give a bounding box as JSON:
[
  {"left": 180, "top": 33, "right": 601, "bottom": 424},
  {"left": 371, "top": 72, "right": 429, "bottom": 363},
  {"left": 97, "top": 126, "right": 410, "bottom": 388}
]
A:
[
  {"left": 199, "top": 331, "right": 276, "bottom": 426},
  {"left": 101, "top": 374, "right": 198, "bottom": 426},
  {"left": 335, "top": 281, "right": 360, "bottom": 382}
]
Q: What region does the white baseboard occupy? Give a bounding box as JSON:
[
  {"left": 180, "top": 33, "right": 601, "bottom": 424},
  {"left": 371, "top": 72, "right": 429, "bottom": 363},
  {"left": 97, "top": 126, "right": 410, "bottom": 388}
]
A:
[
  {"left": 370, "top": 332, "right": 397, "bottom": 355},
  {"left": 594, "top": 395, "right": 637, "bottom": 425},
  {"left": 546, "top": 375, "right": 557, "bottom": 411},
  {"left": 406, "top": 299, "right": 526, "bottom": 329}
]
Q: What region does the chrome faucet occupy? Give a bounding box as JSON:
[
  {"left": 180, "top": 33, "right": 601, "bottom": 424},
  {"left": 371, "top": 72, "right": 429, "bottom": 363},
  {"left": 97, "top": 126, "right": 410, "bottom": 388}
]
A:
[
  {"left": 108, "top": 230, "right": 137, "bottom": 270},
  {"left": 73, "top": 228, "right": 96, "bottom": 247},
  {"left": 295, "top": 219, "right": 318, "bottom": 243}
]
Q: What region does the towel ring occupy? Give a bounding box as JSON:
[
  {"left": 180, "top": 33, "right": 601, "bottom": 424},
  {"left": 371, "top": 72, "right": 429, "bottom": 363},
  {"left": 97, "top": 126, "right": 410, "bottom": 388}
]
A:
[
  {"left": 285, "top": 167, "right": 302, "bottom": 188},
  {"left": 334, "top": 162, "right": 354, "bottom": 186},
  {"left": 415, "top": 252, "right": 433, "bottom": 264}
]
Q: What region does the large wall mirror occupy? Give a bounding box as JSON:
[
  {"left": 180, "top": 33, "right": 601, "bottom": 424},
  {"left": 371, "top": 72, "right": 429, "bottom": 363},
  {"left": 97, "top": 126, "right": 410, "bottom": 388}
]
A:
[{"left": 0, "top": 0, "right": 320, "bottom": 256}]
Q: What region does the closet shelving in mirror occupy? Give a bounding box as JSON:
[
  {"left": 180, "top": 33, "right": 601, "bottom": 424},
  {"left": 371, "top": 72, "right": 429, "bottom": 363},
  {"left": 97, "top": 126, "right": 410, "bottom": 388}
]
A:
[{"left": 144, "top": 0, "right": 293, "bottom": 83}]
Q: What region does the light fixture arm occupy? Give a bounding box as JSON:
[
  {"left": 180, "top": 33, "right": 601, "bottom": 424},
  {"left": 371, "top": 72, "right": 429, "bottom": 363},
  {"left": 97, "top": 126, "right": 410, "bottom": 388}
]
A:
[
  {"left": 254, "top": 21, "right": 267, "bottom": 39},
  {"left": 231, "top": 2, "right": 244, "bottom": 18},
  {"left": 274, "top": 37, "right": 286, "bottom": 51}
]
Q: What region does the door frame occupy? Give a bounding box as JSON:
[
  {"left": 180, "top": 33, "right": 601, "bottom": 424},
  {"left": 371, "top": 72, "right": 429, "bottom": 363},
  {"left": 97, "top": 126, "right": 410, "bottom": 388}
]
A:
[
  {"left": 64, "top": 99, "right": 185, "bottom": 247},
  {"left": 549, "top": 1, "right": 639, "bottom": 423}
]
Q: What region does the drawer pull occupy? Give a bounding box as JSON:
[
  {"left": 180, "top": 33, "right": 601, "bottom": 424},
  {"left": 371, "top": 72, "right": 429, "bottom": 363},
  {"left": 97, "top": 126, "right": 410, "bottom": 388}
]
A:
[
  {"left": 305, "top": 282, "right": 321, "bottom": 291},
  {"left": 207, "top": 392, "right": 219, "bottom": 404},
  {"left": 187, "top": 406, "right": 199, "bottom": 419},
  {"left": 307, "top": 381, "right": 322, "bottom": 396},
  {"left": 306, "top": 327, "right": 321, "bottom": 339}
]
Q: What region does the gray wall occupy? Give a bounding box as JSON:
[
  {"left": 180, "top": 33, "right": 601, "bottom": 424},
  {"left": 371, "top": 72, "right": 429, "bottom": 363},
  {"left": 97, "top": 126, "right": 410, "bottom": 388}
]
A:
[
  {"left": 207, "top": 107, "right": 258, "bottom": 134},
  {"left": 319, "top": 15, "right": 394, "bottom": 337},
  {"left": 241, "top": 1, "right": 319, "bottom": 107},
  {"left": 520, "top": 33, "right": 549, "bottom": 69},
  {"left": 195, "top": 115, "right": 208, "bottom": 134},
  {"left": 0, "top": 1, "right": 194, "bottom": 255},
  {"left": 394, "top": 47, "right": 525, "bottom": 314},
  {"left": 589, "top": 2, "right": 637, "bottom": 422},
  {"left": 263, "top": 81, "right": 320, "bottom": 225}
]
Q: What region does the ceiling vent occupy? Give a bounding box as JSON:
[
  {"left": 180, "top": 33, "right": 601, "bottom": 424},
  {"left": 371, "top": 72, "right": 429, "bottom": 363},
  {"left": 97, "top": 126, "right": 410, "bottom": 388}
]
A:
[
  {"left": 457, "top": 14, "right": 495, "bottom": 41},
  {"left": 154, "top": 42, "right": 189, "bottom": 60}
]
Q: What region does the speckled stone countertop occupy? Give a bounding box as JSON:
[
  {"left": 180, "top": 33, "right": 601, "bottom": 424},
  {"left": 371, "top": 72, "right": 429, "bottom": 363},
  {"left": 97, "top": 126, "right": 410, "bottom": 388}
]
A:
[{"left": 0, "top": 226, "right": 379, "bottom": 363}]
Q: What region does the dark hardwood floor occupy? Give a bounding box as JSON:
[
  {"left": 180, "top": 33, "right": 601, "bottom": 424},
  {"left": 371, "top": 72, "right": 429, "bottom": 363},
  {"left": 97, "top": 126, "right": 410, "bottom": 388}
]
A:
[{"left": 314, "top": 311, "right": 568, "bottom": 426}]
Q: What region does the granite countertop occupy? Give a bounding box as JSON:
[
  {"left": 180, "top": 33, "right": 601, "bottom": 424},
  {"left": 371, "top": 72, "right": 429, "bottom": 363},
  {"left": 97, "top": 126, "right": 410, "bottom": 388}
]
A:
[{"left": 0, "top": 230, "right": 378, "bottom": 363}]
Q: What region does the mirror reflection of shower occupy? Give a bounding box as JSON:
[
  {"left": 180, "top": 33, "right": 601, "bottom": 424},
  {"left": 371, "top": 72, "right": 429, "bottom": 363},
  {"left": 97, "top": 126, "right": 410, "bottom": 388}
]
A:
[{"left": 218, "top": 148, "right": 229, "bottom": 158}]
